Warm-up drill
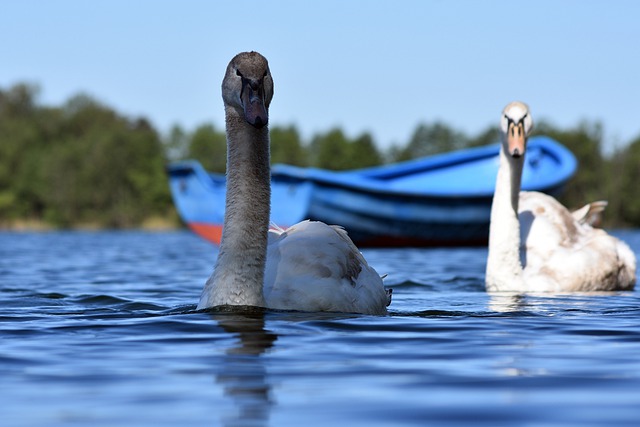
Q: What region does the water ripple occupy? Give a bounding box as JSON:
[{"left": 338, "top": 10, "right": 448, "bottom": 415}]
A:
[{"left": 1, "top": 230, "right": 640, "bottom": 426}]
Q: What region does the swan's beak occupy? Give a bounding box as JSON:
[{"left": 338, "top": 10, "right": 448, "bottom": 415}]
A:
[
  {"left": 240, "top": 79, "right": 268, "bottom": 128},
  {"left": 506, "top": 122, "right": 526, "bottom": 158}
]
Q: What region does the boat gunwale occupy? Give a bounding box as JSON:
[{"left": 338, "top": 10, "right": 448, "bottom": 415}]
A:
[{"left": 269, "top": 136, "right": 576, "bottom": 199}]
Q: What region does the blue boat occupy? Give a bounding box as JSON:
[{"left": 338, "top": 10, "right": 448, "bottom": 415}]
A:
[{"left": 167, "top": 136, "right": 577, "bottom": 247}]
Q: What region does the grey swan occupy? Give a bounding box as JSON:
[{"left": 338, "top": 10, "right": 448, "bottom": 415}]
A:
[{"left": 197, "top": 52, "right": 391, "bottom": 314}]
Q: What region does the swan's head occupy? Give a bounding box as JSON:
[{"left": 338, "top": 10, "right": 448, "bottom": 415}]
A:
[
  {"left": 500, "top": 101, "right": 533, "bottom": 158},
  {"left": 223, "top": 51, "right": 274, "bottom": 128}
]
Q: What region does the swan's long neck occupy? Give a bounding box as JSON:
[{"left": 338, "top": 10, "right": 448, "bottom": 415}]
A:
[
  {"left": 200, "top": 109, "right": 271, "bottom": 308},
  {"left": 486, "top": 147, "right": 525, "bottom": 291}
]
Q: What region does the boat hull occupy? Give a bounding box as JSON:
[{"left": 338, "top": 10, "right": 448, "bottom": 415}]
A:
[{"left": 167, "top": 136, "right": 576, "bottom": 247}]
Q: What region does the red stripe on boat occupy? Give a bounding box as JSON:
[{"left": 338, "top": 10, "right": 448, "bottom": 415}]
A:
[{"left": 189, "top": 222, "right": 223, "bottom": 245}]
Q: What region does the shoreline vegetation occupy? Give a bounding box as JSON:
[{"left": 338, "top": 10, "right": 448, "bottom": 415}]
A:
[
  {"left": 2, "top": 83, "right": 640, "bottom": 230},
  {"left": 0, "top": 216, "right": 181, "bottom": 232}
]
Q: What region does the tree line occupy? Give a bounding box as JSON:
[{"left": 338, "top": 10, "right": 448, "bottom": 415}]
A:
[{"left": 1, "top": 83, "right": 639, "bottom": 229}]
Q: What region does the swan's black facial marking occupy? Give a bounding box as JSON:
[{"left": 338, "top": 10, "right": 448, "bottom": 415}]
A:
[
  {"left": 225, "top": 52, "right": 273, "bottom": 129},
  {"left": 504, "top": 112, "right": 528, "bottom": 129},
  {"left": 503, "top": 111, "right": 528, "bottom": 158},
  {"left": 500, "top": 102, "right": 533, "bottom": 159},
  {"left": 239, "top": 75, "right": 268, "bottom": 128}
]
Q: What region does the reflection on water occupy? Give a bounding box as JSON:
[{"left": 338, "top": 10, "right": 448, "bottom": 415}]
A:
[
  {"left": 486, "top": 290, "right": 637, "bottom": 313},
  {"left": 211, "top": 309, "right": 277, "bottom": 427},
  {"left": 486, "top": 293, "right": 528, "bottom": 312}
]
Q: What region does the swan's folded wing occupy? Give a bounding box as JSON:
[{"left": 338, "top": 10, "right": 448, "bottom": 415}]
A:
[
  {"left": 571, "top": 200, "right": 608, "bottom": 226},
  {"left": 519, "top": 192, "right": 635, "bottom": 291},
  {"left": 264, "top": 220, "right": 389, "bottom": 314}
]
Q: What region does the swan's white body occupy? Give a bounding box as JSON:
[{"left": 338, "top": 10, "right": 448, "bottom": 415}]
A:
[
  {"left": 197, "top": 52, "right": 390, "bottom": 314},
  {"left": 264, "top": 221, "right": 390, "bottom": 313},
  {"left": 486, "top": 102, "right": 636, "bottom": 292}
]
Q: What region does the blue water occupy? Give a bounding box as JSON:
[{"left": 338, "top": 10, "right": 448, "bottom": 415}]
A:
[{"left": 2, "top": 230, "right": 640, "bottom": 427}]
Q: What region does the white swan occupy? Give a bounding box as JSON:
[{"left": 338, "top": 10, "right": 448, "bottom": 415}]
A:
[
  {"left": 197, "top": 51, "right": 391, "bottom": 314},
  {"left": 486, "top": 101, "right": 636, "bottom": 292}
]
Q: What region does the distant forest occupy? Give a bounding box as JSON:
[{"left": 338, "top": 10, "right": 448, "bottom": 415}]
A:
[{"left": 1, "top": 83, "right": 640, "bottom": 229}]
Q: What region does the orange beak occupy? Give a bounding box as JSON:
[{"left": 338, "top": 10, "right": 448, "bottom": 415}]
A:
[{"left": 507, "top": 122, "right": 526, "bottom": 158}]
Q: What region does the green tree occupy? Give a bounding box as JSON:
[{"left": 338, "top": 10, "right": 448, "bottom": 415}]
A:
[
  {"left": 467, "top": 125, "right": 500, "bottom": 148},
  {"left": 394, "top": 121, "right": 467, "bottom": 161},
  {"left": 165, "top": 124, "right": 189, "bottom": 161},
  {"left": 309, "top": 128, "right": 353, "bottom": 170},
  {"left": 350, "top": 132, "right": 383, "bottom": 168},
  {"left": 187, "top": 124, "right": 227, "bottom": 173},
  {"left": 308, "top": 128, "right": 383, "bottom": 170},
  {"left": 534, "top": 120, "right": 607, "bottom": 211},
  {"left": 0, "top": 84, "right": 59, "bottom": 221},
  {"left": 612, "top": 135, "right": 640, "bottom": 225},
  {"left": 42, "top": 95, "right": 170, "bottom": 227},
  {"left": 0, "top": 85, "right": 172, "bottom": 228},
  {"left": 270, "top": 125, "right": 308, "bottom": 166}
]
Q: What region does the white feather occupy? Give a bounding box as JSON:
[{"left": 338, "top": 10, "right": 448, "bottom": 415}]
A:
[{"left": 264, "top": 221, "right": 390, "bottom": 314}]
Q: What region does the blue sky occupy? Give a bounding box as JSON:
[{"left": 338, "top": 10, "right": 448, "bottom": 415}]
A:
[{"left": 2, "top": 0, "right": 639, "bottom": 151}]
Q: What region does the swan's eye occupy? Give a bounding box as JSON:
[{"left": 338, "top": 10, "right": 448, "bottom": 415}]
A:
[
  {"left": 236, "top": 69, "right": 242, "bottom": 77},
  {"left": 263, "top": 70, "right": 268, "bottom": 78}
]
